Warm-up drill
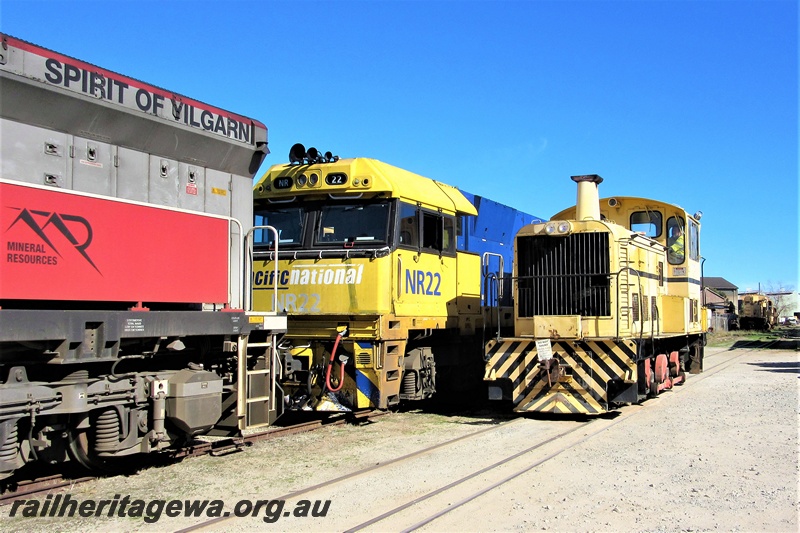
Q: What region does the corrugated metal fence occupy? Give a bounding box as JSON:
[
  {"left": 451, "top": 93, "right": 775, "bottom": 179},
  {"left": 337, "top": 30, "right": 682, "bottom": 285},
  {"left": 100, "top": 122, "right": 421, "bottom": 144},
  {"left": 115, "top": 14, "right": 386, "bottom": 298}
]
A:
[{"left": 708, "top": 313, "right": 735, "bottom": 332}]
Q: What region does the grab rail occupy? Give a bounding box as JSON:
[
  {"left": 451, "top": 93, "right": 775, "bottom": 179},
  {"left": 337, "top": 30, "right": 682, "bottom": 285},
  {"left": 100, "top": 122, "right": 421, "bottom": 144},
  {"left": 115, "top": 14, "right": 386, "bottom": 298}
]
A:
[{"left": 244, "top": 225, "right": 280, "bottom": 313}]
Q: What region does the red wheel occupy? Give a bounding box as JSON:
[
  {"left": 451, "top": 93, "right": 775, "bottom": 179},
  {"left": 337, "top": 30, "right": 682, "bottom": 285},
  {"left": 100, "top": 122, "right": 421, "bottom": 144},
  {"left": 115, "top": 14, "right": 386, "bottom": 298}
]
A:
[
  {"left": 668, "top": 351, "right": 681, "bottom": 377},
  {"left": 655, "top": 353, "right": 668, "bottom": 382}
]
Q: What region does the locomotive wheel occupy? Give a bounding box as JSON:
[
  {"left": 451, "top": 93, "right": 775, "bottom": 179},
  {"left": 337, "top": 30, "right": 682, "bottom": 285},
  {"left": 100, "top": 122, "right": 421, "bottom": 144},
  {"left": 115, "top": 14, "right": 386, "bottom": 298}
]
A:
[
  {"left": 67, "top": 428, "right": 101, "bottom": 471},
  {"left": 648, "top": 360, "right": 659, "bottom": 396},
  {"left": 66, "top": 428, "right": 121, "bottom": 474},
  {"left": 649, "top": 375, "right": 659, "bottom": 396}
]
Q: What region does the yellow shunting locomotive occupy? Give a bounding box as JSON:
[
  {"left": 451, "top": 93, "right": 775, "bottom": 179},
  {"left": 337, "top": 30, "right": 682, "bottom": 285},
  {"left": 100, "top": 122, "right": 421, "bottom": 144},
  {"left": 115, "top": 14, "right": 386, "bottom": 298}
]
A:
[
  {"left": 738, "top": 294, "right": 778, "bottom": 330},
  {"left": 485, "top": 175, "right": 706, "bottom": 415},
  {"left": 250, "top": 145, "right": 541, "bottom": 415}
]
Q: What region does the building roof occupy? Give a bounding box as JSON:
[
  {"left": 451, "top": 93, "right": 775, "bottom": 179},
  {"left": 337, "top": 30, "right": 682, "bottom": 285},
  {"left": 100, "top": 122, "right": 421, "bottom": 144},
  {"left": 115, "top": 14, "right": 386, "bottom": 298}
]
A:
[
  {"left": 702, "top": 277, "right": 738, "bottom": 290},
  {"left": 703, "top": 289, "right": 726, "bottom": 306}
]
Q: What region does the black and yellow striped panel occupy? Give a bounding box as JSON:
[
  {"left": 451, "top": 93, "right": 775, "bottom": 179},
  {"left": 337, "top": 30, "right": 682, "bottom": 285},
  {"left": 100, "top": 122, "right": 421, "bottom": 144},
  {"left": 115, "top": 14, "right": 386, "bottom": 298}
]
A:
[
  {"left": 485, "top": 338, "right": 637, "bottom": 415},
  {"left": 520, "top": 381, "right": 604, "bottom": 414}
]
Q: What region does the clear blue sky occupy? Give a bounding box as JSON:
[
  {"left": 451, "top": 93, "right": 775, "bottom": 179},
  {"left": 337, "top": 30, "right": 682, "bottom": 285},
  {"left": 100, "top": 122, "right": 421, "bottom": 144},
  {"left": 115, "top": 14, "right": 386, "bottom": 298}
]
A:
[{"left": 2, "top": 0, "right": 797, "bottom": 293}]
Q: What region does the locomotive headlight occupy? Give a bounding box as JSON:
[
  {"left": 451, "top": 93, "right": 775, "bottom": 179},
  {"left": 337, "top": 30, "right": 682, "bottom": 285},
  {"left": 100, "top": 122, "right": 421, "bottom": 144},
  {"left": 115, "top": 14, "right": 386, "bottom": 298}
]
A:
[
  {"left": 308, "top": 173, "right": 319, "bottom": 186},
  {"left": 557, "top": 221, "right": 571, "bottom": 234},
  {"left": 544, "top": 222, "right": 557, "bottom": 235},
  {"left": 296, "top": 174, "right": 308, "bottom": 187}
]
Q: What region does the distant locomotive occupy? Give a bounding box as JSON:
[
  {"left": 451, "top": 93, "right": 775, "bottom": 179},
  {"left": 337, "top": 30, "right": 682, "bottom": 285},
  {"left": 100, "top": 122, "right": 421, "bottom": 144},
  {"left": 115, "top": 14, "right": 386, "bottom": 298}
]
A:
[
  {"left": 485, "top": 175, "right": 706, "bottom": 415},
  {"left": 0, "top": 35, "right": 285, "bottom": 480},
  {"left": 250, "top": 145, "right": 542, "bottom": 413},
  {"left": 738, "top": 294, "right": 778, "bottom": 330}
]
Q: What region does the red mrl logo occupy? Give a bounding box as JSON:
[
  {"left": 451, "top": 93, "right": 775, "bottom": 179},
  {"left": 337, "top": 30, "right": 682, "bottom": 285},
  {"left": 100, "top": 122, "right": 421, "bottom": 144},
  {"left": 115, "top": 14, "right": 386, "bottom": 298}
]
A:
[{"left": 6, "top": 207, "right": 101, "bottom": 273}]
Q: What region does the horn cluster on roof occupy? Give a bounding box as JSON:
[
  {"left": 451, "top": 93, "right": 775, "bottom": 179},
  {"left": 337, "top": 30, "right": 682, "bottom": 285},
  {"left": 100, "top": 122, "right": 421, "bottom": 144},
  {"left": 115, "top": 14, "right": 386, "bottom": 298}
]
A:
[{"left": 289, "top": 143, "right": 339, "bottom": 165}]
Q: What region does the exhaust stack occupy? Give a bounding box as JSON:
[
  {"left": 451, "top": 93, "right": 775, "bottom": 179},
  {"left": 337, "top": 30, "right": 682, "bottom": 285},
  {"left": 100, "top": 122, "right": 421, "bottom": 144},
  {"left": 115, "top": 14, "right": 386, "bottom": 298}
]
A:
[{"left": 571, "top": 174, "right": 603, "bottom": 221}]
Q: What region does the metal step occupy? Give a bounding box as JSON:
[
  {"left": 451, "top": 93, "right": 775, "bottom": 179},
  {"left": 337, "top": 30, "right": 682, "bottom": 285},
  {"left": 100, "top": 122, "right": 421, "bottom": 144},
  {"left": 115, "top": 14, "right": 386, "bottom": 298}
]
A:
[
  {"left": 246, "top": 396, "right": 270, "bottom": 403},
  {"left": 238, "top": 333, "right": 283, "bottom": 430},
  {"left": 247, "top": 342, "right": 272, "bottom": 348}
]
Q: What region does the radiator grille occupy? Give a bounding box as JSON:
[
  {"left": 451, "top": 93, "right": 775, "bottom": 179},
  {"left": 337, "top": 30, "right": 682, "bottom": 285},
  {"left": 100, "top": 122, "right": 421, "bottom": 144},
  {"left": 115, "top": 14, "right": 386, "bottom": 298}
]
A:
[{"left": 517, "top": 233, "right": 611, "bottom": 317}]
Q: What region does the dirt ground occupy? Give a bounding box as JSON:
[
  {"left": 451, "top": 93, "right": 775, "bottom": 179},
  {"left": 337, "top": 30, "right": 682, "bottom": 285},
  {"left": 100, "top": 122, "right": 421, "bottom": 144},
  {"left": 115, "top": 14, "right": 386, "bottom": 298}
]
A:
[
  {"left": 2, "top": 344, "right": 797, "bottom": 532},
  {"left": 424, "top": 346, "right": 799, "bottom": 533}
]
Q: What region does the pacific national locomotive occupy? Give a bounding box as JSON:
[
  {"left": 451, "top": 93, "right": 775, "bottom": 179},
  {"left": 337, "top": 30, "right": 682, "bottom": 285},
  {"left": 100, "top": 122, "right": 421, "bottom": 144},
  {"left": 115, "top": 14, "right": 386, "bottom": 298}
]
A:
[{"left": 250, "top": 144, "right": 543, "bottom": 414}]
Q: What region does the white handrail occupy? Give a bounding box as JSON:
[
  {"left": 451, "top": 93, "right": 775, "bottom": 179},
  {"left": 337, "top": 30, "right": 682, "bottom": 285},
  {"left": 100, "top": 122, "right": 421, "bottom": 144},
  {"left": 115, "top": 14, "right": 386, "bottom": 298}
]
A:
[
  {"left": 229, "top": 217, "right": 244, "bottom": 309},
  {"left": 482, "top": 252, "right": 505, "bottom": 303},
  {"left": 244, "top": 225, "right": 280, "bottom": 312}
]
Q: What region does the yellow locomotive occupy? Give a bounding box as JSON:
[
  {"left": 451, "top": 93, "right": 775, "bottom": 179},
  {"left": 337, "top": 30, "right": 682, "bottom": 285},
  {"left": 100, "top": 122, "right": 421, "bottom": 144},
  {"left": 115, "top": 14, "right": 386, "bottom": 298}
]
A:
[
  {"left": 485, "top": 175, "right": 706, "bottom": 415},
  {"left": 738, "top": 294, "right": 778, "bottom": 330},
  {"left": 250, "top": 145, "right": 541, "bottom": 414}
]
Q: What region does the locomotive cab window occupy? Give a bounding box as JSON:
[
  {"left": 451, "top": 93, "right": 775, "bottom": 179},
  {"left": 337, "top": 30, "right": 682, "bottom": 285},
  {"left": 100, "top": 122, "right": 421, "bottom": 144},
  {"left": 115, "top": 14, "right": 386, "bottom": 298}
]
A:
[
  {"left": 397, "top": 202, "right": 455, "bottom": 255},
  {"left": 688, "top": 219, "right": 700, "bottom": 261},
  {"left": 420, "top": 212, "right": 455, "bottom": 254},
  {"left": 315, "top": 201, "right": 390, "bottom": 245},
  {"left": 254, "top": 207, "right": 306, "bottom": 248},
  {"left": 443, "top": 216, "right": 455, "bottom": 254},
  {"left": 421, "top": 212, "right": 439, "bottom": 250},
  {"left": 666, "top": 216, "right": 685, "bottom": 265},
  {"left": 630, "top": 210, "right": 662, "bottom": 238},
  {"left": 398, "top": 203, "right": 419, "bottom": 248}
]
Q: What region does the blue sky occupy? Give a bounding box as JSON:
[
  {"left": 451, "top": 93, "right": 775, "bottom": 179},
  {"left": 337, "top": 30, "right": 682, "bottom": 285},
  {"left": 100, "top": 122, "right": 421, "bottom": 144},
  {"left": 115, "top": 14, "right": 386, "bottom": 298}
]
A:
[{"left": 1, "top": 0, "right": 797, "bottom": 293}]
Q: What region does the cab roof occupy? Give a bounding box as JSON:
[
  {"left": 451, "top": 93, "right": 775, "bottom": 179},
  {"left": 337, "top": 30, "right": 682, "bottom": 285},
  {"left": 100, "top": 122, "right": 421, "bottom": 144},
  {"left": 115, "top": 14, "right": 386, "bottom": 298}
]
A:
[{"left": 255, "top": 158, "right": 477, "bottom": 216}]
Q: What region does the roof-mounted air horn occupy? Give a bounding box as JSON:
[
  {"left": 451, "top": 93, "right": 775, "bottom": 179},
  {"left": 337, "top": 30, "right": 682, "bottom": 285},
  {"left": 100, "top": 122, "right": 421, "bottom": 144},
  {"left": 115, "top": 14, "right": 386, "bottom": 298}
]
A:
[{"left": 288, "top": 143, "right": 339, "bottom": 165}]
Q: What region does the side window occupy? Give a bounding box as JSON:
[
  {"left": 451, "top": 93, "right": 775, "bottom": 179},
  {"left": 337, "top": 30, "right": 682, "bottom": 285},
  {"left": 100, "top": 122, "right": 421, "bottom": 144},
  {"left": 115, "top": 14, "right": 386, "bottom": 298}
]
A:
[
  {"left": 421, "top": 212, "right": 442, "bottom": 251},
  {"left": 398, "top": 203, "right": 419, "bottom": 249},
  {"left": 666, "top": 216, "right": 685, "bottom": 265},
  {"left": 443, "top": 216, "right": 455, "bottom": 254},
  {"left": 688, "top": 219, "right": 700, "bottom": 261},
  {"left": 630, "top": 211, "right": 662, "bottom": 238},
  {"left": 397, "top": 204, "right": 455, "bottom": 255}
]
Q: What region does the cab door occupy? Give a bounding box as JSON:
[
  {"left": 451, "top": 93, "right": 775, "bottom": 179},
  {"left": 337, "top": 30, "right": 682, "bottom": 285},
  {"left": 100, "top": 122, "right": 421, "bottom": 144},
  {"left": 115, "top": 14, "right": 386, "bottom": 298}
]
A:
[{"left": 393, "top": 206, "right": 456, "bottom": 320}]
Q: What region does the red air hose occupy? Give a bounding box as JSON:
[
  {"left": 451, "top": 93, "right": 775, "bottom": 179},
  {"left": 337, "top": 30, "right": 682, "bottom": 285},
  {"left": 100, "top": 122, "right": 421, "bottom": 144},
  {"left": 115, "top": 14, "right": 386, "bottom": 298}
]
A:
[{"left": 325, "top": 332, "right": 346, "bottom": 392}]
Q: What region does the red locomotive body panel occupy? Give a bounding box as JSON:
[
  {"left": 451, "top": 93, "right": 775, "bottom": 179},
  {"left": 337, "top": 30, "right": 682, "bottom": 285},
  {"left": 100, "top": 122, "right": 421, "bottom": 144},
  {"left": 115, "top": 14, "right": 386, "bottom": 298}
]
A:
[{"left": 1, "top": 181, "right": 230, "bottom": 304}]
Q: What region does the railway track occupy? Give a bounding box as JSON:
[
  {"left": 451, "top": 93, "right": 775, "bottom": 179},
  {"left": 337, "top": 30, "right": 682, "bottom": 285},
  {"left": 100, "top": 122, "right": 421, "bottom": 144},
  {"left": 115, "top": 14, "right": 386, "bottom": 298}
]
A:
[
  {"left": 0, "top": 411, "right": 384, "bottom": 504},
  {"left": 358, "top": 343, "right": 777, "bottom": 533},
  {"left": 176, "top": 342, "right": 778, "bottom": 532},
  {"left": 2, "top": 339, "right": 787, "bottom": 526}
]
